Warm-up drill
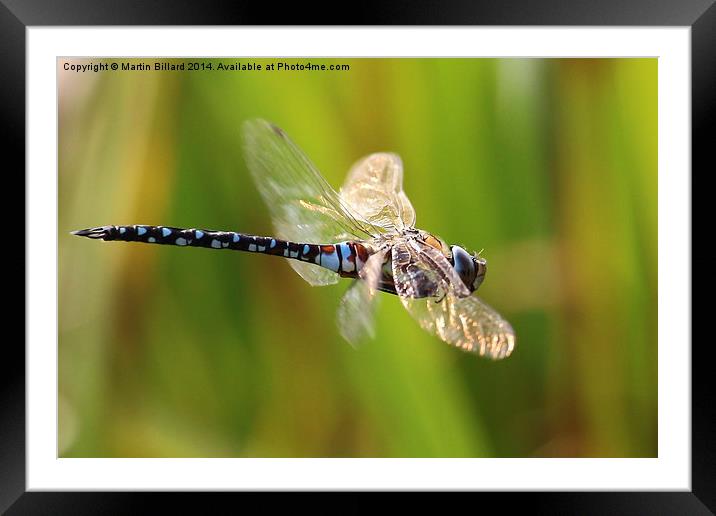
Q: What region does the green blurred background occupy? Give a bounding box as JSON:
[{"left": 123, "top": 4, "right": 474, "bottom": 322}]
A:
[{"left": 58, "top": 58, "right": 657, "bottom": 458}]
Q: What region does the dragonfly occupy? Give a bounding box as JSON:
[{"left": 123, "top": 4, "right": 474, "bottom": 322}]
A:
[{"left": 73, "top": 119, "right": 515, "bottom": 359}]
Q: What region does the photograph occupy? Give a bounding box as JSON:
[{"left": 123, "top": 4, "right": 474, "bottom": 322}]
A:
[{"left": 58, "top": 57, "right": 657, "bottom": 459}]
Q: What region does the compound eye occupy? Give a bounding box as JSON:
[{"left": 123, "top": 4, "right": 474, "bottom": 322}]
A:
[{"left": 451, "top": 246, "right": 476, "bottom": 289}]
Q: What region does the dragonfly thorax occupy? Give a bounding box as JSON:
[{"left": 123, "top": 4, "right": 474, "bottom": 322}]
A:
[{"left": 415, "top": 230, "right": 450, "bottom": 255}]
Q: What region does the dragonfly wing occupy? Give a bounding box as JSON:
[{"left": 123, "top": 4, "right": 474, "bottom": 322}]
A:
[
  {"left": 243, "top": 120, "right": 380, "bottom": 286},
  {"left": 401, "top": 294, "right": 516, "bottom": 360},
  {"left": 392, "top": 240, "right": 514, "bottom": 359},
  {"left": 289, "top": 260, "right": 339, "bottom": 286},
  {"left": 340, "top": 153, "right": 417, "bottom": 231},
  {"left": 336, "top": 248, "right": 388, "bottom": 346}
]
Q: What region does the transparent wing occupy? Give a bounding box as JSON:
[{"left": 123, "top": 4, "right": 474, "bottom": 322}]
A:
[
  {"left": 340, "top": 153, "right": 416, "bottom": 231},
  {"left": 392, "top": 240, "right": 515, "bottom": 359},
  {"left": 289, "top": 257, "right": 338, "bottom": 286},
  {"left": 401, "top": 294, "right": 516, "bottom": 360},
  {"left": 336, "top": 248, "right": 388, "bottom": 346},
  {"left": 242, "top": 119, "right": 381, "bottom": 286}
]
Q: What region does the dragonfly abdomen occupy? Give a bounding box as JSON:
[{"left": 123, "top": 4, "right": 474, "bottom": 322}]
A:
[
  {"left": 73, "top": 225, "right": 283, "bottom": 253},
  {"left": 72, "top": 225, "right": 371, "bottom": 276},
  {"left": 323, "top": 242, "right": 371, "bottom": 278}
]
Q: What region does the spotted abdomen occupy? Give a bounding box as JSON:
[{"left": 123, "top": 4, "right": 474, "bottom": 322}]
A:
[
  {"left": 316, "top": 242, "right": 370, "bottom": 278},
  {"left": 72, "top": 224, "right": 374, "bottom": 278}
]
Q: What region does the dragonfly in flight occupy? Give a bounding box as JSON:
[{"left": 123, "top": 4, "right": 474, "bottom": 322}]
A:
[{"left": 73, "top": 120, "right": 515, "bottom": 359}]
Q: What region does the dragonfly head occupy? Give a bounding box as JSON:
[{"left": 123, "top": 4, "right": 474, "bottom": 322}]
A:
[{"left": 451, "top": 245, "right": 487, "bottom": 292}]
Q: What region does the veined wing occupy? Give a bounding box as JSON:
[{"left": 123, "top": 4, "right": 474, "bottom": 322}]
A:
[
  {"left": 401, "top": 294, "right": 515, "bottom": 359},
  {"left": 336, "top": 247, "right": 389, "bottom": 346},
  {"left": 392, "top": 240, "right": 515, "bottom": 359},
  {"left": 340, "top": 153, "right": 416, "bottom": 231},
  {"left": 243, "top": 120, "right": 381, "bottom": 285}
]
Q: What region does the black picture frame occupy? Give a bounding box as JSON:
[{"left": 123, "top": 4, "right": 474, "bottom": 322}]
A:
[{"left": 3, "top": 0, "right": 709, "bottom": 512}]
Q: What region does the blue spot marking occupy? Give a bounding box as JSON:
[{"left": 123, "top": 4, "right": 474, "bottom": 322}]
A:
[
  {"left": 162, "top": 228, "right": 171, "bottom": 237},
  {"left": 320, "top": 250, "right": 340, "bottom": 272},
  {"left": 211, "top": 239, "right": 221, "bottom": 249},
  {"left": 339, "top": 243, "right": 354, "bottom": 272},
  {"left": 137, "top": 227, "right": 147, "bottom": 236},
  {"left": 119, "top": 227, "right": 126, "bottom": 234},
  {"left": 148, "top": 237, "right": 156, "bottom": 243},
  {"left": 303, "top": 244, "right": 310, "bottom": 255},
  {"left": 195, "top": 230, "right": 204, "bottom": 239},
  {"left": 176, "top": 238, "right": 187, "bottom": 246},
  {"left": 233, "top": 233, "right": 240, "bottom": 243},
  {"left": 270, "top": 239, "right": 276, "bottom": 248}
]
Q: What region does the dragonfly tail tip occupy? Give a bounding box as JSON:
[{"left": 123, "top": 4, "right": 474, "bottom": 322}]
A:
[{"left": 71, "top": 226, "right": 112, "bottom": 239}]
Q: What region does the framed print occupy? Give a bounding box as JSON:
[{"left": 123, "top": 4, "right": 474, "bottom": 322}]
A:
[{"left": 5, "top": 0, "right": 711, "bottom": 512}]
